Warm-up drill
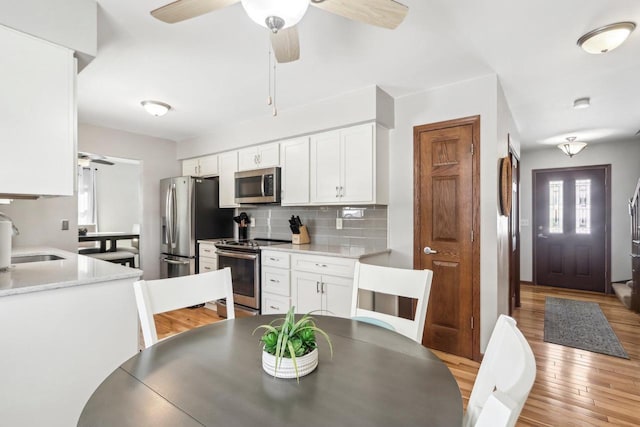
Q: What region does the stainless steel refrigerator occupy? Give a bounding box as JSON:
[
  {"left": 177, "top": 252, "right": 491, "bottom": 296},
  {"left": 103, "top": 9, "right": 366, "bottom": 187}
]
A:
[{"left": 160, "top": 176, "right": 234, "bottom": 278}]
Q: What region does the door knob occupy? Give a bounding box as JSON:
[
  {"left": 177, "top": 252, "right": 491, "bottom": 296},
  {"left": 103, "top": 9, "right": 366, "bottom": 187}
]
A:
[{"left": 423, "top": 246, "right": 438, "bottom": 255}]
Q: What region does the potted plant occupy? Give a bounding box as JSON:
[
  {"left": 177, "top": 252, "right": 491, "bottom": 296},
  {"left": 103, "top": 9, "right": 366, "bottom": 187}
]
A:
[{"left": 254, "top": 306, "right": 332, "bottom": 381}]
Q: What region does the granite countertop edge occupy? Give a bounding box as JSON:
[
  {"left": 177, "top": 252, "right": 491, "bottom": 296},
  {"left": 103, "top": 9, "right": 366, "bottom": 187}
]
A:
[
  {"left": 0, "top": 247, "right": 142, "bottom": 298},
  {"left": 260, "top": 244, "right": 391, "bottom": 259}
]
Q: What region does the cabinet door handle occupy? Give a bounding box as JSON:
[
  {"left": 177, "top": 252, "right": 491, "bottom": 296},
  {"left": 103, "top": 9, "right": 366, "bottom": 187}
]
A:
[
  {"left": 315, "top": 263, "right": 328, "bottom": 268},
  {"left": 203, "top": 266, "right": 211, "bottom": 270},
  {"left": 204, "top": 249, "right": 212, "bottom": 253},
  {"left": 269, "top": 305, "right": 280, "bottom": 310},
  {"left": 321, "top": 282, "right": 325, "bottom": 294},
  {"left": 269, "top": 279, "right": 280, "bottom": 283},
  {"left": 336, "top": 186, "right": 339, "bottom": 198},
  {"left": 316, "top": 281, "right": 320, "bottom": 293},
  {"left": 340, "top": 186, "right": 344, "bottom": 197},
  {"left": 269, "top": 257, "right": 278, "bottom": 261}
]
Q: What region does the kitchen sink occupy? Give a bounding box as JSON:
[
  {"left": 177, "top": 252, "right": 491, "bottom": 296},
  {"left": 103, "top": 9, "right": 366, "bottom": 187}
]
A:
[{"left": 11, "top": 254, "right": 65, "bottom": 264}]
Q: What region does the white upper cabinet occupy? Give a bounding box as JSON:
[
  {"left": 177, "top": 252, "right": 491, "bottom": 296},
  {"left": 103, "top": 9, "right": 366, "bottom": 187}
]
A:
[
  {"left": 218, "top": 151, "right": 239, "bottom": 208},
  {"left": 310, "top": 122, "right": 387, "bottom": 205},
  {"left": 238, "top": 142, "right": 280, "bottom": 171},
  {"left": 0, "top": 26, "right": 75, "bottom": 197},
  {"left": 182, "top": 154, "right": 219, "bottom": 177},
  {"left": 280, "top": 137, "right": 310, "bottom": 206}
]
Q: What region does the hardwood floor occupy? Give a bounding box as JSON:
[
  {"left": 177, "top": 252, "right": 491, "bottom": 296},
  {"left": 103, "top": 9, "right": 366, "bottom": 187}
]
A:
[{"left": 154, "top": 284, "right": 640, "bottom": 426}]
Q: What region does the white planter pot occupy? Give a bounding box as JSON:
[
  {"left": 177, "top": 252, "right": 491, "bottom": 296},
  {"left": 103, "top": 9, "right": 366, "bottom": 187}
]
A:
[{"left": 262, "top": 348, "right": 318, "bottom": 379}]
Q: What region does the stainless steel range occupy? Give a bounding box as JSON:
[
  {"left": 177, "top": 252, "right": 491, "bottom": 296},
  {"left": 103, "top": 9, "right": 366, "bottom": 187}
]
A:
[{"left": 215, "top": 238, "right": 290, "bottom": 315}]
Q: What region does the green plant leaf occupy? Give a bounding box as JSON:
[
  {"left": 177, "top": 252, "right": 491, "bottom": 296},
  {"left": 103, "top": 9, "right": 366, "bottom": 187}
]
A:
[{"left": 287, "top": 340, "right": 300, "bottom": 384}]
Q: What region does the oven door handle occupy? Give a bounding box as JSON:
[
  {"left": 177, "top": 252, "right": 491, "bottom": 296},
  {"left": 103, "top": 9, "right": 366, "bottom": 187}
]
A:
[{"left": 216, "top": 250, "right": 259, "bottom": 260}]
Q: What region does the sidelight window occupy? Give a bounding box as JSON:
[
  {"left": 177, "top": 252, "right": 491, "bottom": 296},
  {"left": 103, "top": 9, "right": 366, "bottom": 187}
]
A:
[
  {"left": 575, "top": 179, "right": 591, "bottom": 234},
  {"left": 549, "top": 180, "right": 563, "bottom": 233}
]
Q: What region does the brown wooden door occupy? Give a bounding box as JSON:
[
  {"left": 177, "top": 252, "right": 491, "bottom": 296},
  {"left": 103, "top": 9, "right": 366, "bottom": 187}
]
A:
[
  {"left": 414, "top": 117, "right": 479, "bottom": 360},
  {"left": 533, "top": 166, "right": 610, "bottom": 292},
  {"left": 631, "top": 179, "right": 640, "bottom": 311}
]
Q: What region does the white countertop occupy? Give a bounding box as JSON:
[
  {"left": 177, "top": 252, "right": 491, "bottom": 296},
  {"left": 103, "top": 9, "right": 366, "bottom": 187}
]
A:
[
  {"left": 0, "top": 247, "right": 142, "bottom": 297},
  {"left": 261, "top": 243, "right": 390, "bottom": 259}
]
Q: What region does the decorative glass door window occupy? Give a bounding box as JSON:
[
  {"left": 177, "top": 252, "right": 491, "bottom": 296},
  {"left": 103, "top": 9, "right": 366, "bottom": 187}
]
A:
[
  {"left": 575, "top": 179, "right": 591, "bottom": 234},
  {"left": 549, "top": 180, "right": 563, "bottom": 233}
]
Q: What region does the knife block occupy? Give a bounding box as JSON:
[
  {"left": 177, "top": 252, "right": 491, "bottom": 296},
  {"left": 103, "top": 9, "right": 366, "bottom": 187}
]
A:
[{"left": 292, "top": 225, "right": 310, "bottom": 245}]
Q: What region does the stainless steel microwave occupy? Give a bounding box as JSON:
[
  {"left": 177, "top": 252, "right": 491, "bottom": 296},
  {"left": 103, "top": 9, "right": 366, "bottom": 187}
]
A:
[{"left": 234, "top": 167, "right": 281, "bottom": 204}]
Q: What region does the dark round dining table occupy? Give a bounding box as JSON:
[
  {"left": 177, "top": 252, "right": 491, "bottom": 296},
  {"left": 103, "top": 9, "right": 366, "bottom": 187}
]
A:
[{"left": 78, "top": 315, "right": 463, "bottom": 426}]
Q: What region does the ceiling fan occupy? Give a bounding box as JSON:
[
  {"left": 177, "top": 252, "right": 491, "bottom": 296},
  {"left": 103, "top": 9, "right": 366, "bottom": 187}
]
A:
[
  {"left": 78, "top": 152, "right": 114, "bottom": 166},
  {"left": 150, "top": 0, "right": 409, "bottom": 63}
]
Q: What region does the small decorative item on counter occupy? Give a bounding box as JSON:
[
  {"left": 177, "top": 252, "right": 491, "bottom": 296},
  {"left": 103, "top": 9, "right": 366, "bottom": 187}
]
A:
[
  {"left": 289, "top": 215, "right": 310, "bottom": 244},
  {"left": 254, "top": 306, "right": 332, "bottom": 382},
  {"left": 234, "top": 212, "right": 251, "bottom": 240}
]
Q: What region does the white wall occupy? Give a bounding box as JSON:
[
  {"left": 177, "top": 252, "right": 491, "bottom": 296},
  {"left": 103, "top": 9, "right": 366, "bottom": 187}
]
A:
[
  {"left": 520, "top": 139, "right": 640, "bottom": 283},
  {"left": 95, "top": 159, "right": 141, "bottom": 234},
  {"left": 177, "top": 85, "right": 390, "bottom": 158},
  {"left": 79, "top": 124, "right": 180, "bottom": 279},
  {"left": 391, "top": 74, "right": 516, "bottom": 351},
  {"left": 0, "top": 0, "right": 96, "bottom": 64},
  {"left": 1, "top": 196, "right": 78, "bottom": 252}
]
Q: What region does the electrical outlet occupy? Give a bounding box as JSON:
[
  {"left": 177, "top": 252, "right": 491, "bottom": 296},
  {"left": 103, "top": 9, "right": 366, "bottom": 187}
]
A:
[
  {"left": 61, "top": 219, "right": 69, "bottom": 230},
  {"left": 336, "top": 218, "right": 343, "bottom": 230},
  {"left": 250, "top": 216, "right": 255, "bottom": 227}
]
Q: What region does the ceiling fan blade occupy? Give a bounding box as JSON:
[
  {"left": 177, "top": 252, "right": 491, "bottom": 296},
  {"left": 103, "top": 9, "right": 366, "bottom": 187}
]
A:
[
  {"left": 310, "top": 0, "right": 408, "bottom": 29},
  {"left": 270, "top": 26, "right": 300, "bottom": 63},
  {"left": 151, "top": 0, "right": 239, "bottom": 24}
]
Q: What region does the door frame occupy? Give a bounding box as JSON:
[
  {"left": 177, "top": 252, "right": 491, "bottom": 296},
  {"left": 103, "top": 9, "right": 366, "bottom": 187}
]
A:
[
  {"left": 412, "top": 115, "right": 481, "bottom": 362},
  {"left": 532, "top": 164, "right": 612, "bottom": 293},
  {"left": 508, "top": 143, "right": 521, "bottom": 314}
]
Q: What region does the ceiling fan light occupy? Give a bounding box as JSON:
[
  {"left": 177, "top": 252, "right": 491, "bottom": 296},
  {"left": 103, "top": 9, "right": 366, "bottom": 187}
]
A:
[
  {"left": 577, "top": 22, "right": 636, "bottom": 54},
  {"left": 557, "top": 137, "right": 587, "bottom": 157},
  {"left": 241, "top": 0, "right": 310, "bottom": 31},
  {"left": 141, "top": 100, "right": 171, "bottom": 117}
]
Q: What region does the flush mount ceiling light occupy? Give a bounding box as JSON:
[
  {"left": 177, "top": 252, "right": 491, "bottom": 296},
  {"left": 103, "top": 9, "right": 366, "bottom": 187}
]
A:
[
  {"left": 573, "top": 97, "right": 591, "bottom": 109},
  {"left": 577, "top": 22, "right": 636, "bottom": 54},
  {"left": 241, "top": 0, "right": 310, "bottom": 33},
  {"left": 557, "top": 137, "right": 587, "bottom": 157},
  {"left": 141, "top": 100, "right": 171, "bottom": 117}
]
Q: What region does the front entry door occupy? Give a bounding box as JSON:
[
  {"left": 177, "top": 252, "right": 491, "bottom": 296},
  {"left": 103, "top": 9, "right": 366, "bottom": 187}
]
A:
[
  {"left": 533, "top": 166, "right": 610, "bottom": 292},
  {"left": 414, "top": 116, "right": 480, "bottom": 360}
]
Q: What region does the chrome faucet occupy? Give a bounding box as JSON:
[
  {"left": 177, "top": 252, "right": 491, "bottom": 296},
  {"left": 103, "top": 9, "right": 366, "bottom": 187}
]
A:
[{"left": 0, "top": 212, "right": 19, "bottom": 236}]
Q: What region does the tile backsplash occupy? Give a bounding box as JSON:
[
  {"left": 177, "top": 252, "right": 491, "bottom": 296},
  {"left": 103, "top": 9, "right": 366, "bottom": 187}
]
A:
[{"left": 239, "top": 205, "right": 387, "bottom": 247}]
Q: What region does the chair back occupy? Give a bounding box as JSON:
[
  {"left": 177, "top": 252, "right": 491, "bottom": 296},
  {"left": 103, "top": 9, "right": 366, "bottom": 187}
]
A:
[
  {"left": 134, "top": 268, "right": 234, "bottom": 348},
  {"left": 463, "top": 315, "right": 536, "bottom": 427},
  {"left": 351, "top": 261, "right": 433, "bottom": 343}
]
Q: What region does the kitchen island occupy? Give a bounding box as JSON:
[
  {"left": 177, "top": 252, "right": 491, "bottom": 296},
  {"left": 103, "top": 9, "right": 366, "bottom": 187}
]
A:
[{"left": 0, "top": 248, "right": 142, "bottom": 427}]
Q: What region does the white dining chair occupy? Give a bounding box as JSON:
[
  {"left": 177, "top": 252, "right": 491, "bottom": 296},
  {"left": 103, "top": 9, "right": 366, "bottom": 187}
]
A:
[
  {"left": 463, "top": 315, "right": 536, "bottom": 427},
  {"left": 133, "top": 268, "right": 235, "bottom": 348},
  {"left": 350, "top": 261, "right": 433, "bottom": 343}
]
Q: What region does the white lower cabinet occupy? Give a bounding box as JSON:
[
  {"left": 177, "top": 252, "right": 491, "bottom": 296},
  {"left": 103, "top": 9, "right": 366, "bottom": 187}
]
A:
[
  {"left": 261, "top": 251, "right": 291, "bottom": 314},
  {"left": 290, "top": 254, "right": 355, "bottom": 318},
  {"left": 198, "top": 242, "right": 218, "bottom": 273}
]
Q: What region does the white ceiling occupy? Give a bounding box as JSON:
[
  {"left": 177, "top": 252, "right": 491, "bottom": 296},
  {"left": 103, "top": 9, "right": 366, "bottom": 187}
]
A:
[{"left": 78, "top": 0, "right": 640, "bottom": 150}]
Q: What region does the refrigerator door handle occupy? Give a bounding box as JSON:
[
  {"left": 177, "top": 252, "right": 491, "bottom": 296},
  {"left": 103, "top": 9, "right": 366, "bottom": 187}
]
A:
[
  {"left": 165, "top": 185, "right": 173, "bottom": 247},
  {"left": 161, "top": 257, "right": 191, "bottom": 265},
  {"left": 170, "top": 183, "right": 177, "bottom": 248}
]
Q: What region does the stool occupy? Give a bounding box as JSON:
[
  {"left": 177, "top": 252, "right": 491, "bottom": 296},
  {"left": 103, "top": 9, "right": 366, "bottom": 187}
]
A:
[{"left": 87, "top": 250, "right": 136, "bottom": 267}]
